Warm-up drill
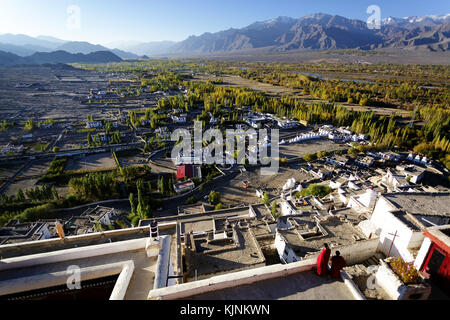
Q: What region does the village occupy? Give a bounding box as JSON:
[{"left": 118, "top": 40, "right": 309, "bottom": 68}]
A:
[{"left": 0, "top": 62, "right": 449, "bottom": 301}]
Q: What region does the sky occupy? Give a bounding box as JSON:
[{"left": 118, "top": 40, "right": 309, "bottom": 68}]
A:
[{"left": 0, "top": 0, "right": 449, "bottom": 45}]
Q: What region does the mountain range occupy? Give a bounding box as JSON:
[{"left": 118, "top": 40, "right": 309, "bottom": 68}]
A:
[
  {"left": 0, "top": 50, "right": 122, "bottom": 66},
  {"left": 170, "top": 13, "right": 450, "bottom": 54},
  {"left": 0, "top": 13, "right": 449, "bottom": 62}
]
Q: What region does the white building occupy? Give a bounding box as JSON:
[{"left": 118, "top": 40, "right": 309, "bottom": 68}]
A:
[
  {"left": 86, "top": 121, "right": 103, "bottom": 129},
  {"left": 326, "top": 155, "right": 348, "bottom": 167},
  {"left": 354, "top": 156, "right": 374, "bottom": 168},
  {"left": 358, "top": 193, "right": 450, "bottom": 263},
  {"left": 397, "top": 165, "right": 426, "bottom": 184}
]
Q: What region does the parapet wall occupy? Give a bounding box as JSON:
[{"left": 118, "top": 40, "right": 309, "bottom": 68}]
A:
[
  {"left": 305, "top": 238, "right": 380, "bottom": 266},
  {"left": 148, "top": 258, "right": 317, "bottom": 300},
  {"left": 0, "top": 227, "right": 151, "bottom": 259}
]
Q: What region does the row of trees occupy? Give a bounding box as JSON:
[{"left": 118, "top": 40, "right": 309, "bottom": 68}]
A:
[
  {"left": 233, "top": 63, "right": 449, "bottom": 110},
  {"left": 0, "top": 185, "right": 57, "bottom": 205},
  {"left": 69, "top": 171, "right": 120, "bottom": 201},
  {"left": 128, "top": 180, "right": 153, "bottom": 226},
  {"left": 158, "top": 175, "right": 176, "bottom": 197}
]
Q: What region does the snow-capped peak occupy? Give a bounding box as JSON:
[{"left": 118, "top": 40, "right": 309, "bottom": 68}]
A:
[
  {"left": 264, "top": 16, "right": 296, "bottom": 25},
  {"left": 382, "top": 14, "right": 449, "bottom": 26}
]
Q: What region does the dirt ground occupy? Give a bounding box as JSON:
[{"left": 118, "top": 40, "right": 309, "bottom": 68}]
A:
[
  {"left": 5, "top": 178, "right": 39, "bottom": 196},
  {"left": 279, "top": 139, "right": 348, "bottom": 160},
  {"left": 212, "top": 164, "right": 311, "bottom": 207},
  {"left": 19, "top": 160, "right": 51, "bottom": 179},
  {"left": 0, "top": 163, "right": 24, "bottom": 181},
  {"left": 118, "top": 152, "right": 148, "bottom": 168},
  {"left": 194, "top": 74, "right": 300, "bottom": 98},
  {"left": 3, "top": 160, "right": 51, "bottom": 196},
  {"left": 65, "top": 152, "right": 117, "bottom": 171}
]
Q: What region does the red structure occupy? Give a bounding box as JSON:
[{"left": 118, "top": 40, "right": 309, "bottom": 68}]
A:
[
  {"left": 420, "top": 227, "right": 450, "bottom": 292},
  {"left": 177, "top": 165, "right": 194, "bottom": 180}
]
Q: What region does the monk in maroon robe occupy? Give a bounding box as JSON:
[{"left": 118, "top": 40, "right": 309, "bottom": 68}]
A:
[
  {"left": 316, "top": 243, "right": 331, "bottom": 276},
  {"left": 330, "top": 251, "right": 347, "bottom": 279}
]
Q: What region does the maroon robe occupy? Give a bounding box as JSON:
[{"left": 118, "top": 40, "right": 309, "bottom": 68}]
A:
[
  {"left": 316, "top": 248, "right": 331, "bottom": 276},
  {"left": 330, "top": 256, "right": 347, "bottom": 278}
]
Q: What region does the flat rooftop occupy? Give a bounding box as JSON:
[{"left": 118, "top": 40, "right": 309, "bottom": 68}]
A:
[
  {"left": 384, "top": 193, "right": 450, "bottom": 216},
  {"left": 185, "top": 271, "right": 354, "bottom": 300},
  {"left": 141, "top": 206, "right": 253, "bottom": 230},
  {"left": 279, "top": 215, "right": 367, "bottom": 257},
  {"left": 185, "top": 225, "right": 265, "bottom": 281},
  {"left": 0, "top": 247, "right": 158, "bottom": 301}
]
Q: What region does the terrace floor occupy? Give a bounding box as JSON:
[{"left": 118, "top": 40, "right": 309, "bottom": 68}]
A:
[{"left": 185, "top": 270, "right": 355, "bottom": 300}]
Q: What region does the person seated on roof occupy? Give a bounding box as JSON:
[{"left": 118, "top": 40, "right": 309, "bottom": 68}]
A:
[{"left": 330, "top": 251, "right": 347, "bottom": 279}]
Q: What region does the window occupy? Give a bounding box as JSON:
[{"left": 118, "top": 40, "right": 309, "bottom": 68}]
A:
[
  {"left": 427, "top": 248, "right": 445, "bottom": 275},
  {"left": 408, "top": 293, "right": 423, "bottom": 300}
]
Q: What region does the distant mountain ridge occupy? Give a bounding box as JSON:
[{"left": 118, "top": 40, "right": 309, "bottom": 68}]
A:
[
  {"left": 0, "top": 50, "right": 122, "bottom": 66},
  {"left": 171, "top": 13, "right": 450, "bottom": 53},
  {"left": 0, "top": 12, "right": 449, "bottom": 57},
  {"left": 0, "top": 34, "right": 138, "bottom": 59}
]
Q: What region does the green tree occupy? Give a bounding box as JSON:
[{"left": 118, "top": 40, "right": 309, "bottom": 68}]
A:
[
  {"left": 304, "top": 153, "right": 318, "bottom": 162},
  {"left": 52, "top": 186, "right": 59, "bottom": 200},
  {"left": 24, "top": 120, "right": 36, "bottom": 131},
  {"left": 271, "top": 200, "right": 278, "bottom": 216},
  {"left": 16, "top": 188, "right": 25, "bottom": 202},
  {"left": 263, "top": 192, "right": 270, "bottom": 206},
  {"left": 87, "top": 133, "right": 94, "bottom": 147},
  {"left": 208, "top": 191, "right": 221, "bottom": 205}
]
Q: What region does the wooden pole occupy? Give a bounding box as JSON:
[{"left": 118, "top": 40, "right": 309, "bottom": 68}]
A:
[{"left": 387, "top": 231, "right": 398, "bottom": 257}]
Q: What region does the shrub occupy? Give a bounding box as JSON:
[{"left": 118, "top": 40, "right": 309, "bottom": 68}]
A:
[
  {"left": 304, "top": 153, "right": 318, "bottom": 162},
  {"left": 317, "top": 151, "right": 329, "bottom": 159},
  {"left": 215, "top": 203, "right": 227, "bottom": 211},
  {"left": 186, "top": 196, "right": 198, "bottom": 205},
  {"left": 19, "top": 203, "right": 55, "bottom": 222},
  {"left": 130, "top": 215, "right": 141, "bottom": 227},
  {"left": 389, "top": 257, "right": 421, "bottom": 285},
  {"left": 298, "top": 184, "right": 332, "bottom": 198}
]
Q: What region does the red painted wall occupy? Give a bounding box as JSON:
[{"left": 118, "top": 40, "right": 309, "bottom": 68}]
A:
[{"left": 177, "top": 165, "right": 194, "bottom": 180}]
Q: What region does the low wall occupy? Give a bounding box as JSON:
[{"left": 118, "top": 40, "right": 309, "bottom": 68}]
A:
[
  {"left": 153, "top": 235, "right": 172, "bottom": 290},
  {"left": 375, "top": 260, "right": 431, "bottom": 300},
  {"left": 148, "top": 258, "right": 317, "bottom": 300},
  {"left": 0, "top": 237, "right": 148, "bottom": 272},
  {"left": 0, "top": 227, "right": 151, "bottom": 259},
  {"left": 306, "top": 238, "right": 380, "bottom": 266},
  {"left": 0, "top": 260, "right": 134, "bottom": 298}
]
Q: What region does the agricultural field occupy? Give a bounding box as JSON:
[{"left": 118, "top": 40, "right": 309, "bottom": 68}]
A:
[
  {"left": 64, "top": 152, "right": 117, "bottom": 172},
  {"left": 279, "top": 139, "right": 348, "bottom": 160},
  {"left": 3, "top": 160, "right": 51, "bottom": 196},
  {"left": 116, "top": 150, "right": 148, "bottom": 168}
]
